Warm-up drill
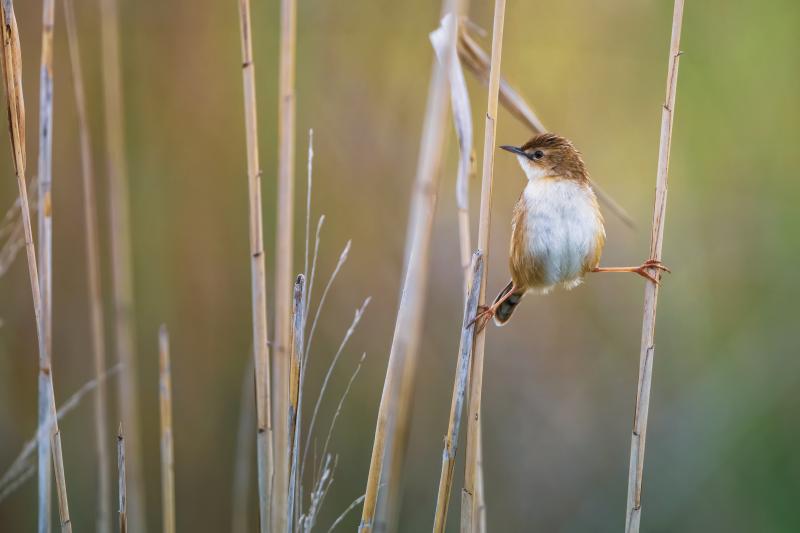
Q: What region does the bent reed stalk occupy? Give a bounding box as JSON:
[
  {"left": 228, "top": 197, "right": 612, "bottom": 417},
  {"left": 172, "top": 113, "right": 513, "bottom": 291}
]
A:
[
  {"left": 359, "top": 1, "right": 457, "bottom": 531},
  {"left": 0, "top": 3, "right": 72, "bottom": 531},
  {"left": 624, "top": 2, "right": 685, "bottom": 532}
]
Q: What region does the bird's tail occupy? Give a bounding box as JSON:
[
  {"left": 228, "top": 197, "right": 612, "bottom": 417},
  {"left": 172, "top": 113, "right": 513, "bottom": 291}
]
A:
[{"left": 493, "top": 280, "right": 524, "bottom": 326}]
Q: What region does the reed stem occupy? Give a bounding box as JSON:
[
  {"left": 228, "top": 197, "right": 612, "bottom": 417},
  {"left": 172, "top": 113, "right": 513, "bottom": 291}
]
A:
[
  {"left": 158, "top": 326, "right": 176, "bottom": 533},
  {"left": 462, "top": 1, "right": 507, "bottom": 531},
  {"left": 117, "top": 425, "right": 127, "bottom": 533},
  {"left": 236, "top": 0, "right": 274, "bottom": 529},
  {"left": 624, "top": 2, "right": 684, "bottom": 531}
]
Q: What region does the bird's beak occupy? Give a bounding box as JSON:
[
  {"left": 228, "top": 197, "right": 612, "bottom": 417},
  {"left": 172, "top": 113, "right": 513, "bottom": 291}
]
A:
[{"left": 500, "top": 145, "right": 528, "bottom": 158}]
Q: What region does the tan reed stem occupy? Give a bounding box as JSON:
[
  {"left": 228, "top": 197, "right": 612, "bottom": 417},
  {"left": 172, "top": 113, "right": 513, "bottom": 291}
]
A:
[
  {"left": 359, "top": 3, "right": 456, "bottom": 532},
  {"left": 432, "top": 252, "right": 483, "bottom": 533},
  {"left": 236, "top": 0, "right": 274, "bottom": 530},
  {"left": 158, "top": 326, "right": 176, "bottom": 533},
  {"left": 462, "top": 1, "right": 506, "bottom": 531},
  {"left": 35, "top": 0, "right": 55, "bottom": 529},
  {"left": 62, "top": 1, "right": 112, "bottom": 528},
  {"left": 98, "top": 0, "right": 145, "bottom": 525},
  {"left": 117, "top": 425, "right": 127, "bottom": 533},
  {"left": 624, "top": 2, "right": 684, "bottom": 531},
  {"left": 0, "top": 3, "right": 72, "bottom": 531},
  {"left": 273, "top": 0, "right": 297, "bottom": 525}
]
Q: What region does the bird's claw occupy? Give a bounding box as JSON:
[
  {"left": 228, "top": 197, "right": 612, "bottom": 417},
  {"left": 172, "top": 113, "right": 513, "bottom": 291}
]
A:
[
  {"left": 468, "top": 305, "right": 494, "bottom": 331},
  {"left": 636, "top": 259, "right": 671, "bottom": 284}
]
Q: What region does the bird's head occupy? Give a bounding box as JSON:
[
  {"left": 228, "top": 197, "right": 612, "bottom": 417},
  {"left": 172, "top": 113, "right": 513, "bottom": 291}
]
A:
[{"left": 500, "top": 133, "right": 587, "bottom": 182}]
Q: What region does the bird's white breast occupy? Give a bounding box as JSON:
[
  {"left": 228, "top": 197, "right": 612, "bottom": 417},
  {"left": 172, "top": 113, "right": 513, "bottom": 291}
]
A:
[{"left": 522, "top": 178, "right": 603, "bottom": 291}]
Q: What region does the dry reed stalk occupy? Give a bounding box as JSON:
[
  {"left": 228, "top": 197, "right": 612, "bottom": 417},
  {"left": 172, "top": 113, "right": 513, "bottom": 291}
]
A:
[
  {"left": 273, "top": 0, "right": 297, "bottom": 525},
  {"left": 624, "top": 2, "right": 684, "bottom": 531},
  {"left": 432, "top": 252, "right": 483, "bottom": 533},
  {"left": 0, "top": 3, "right": 72, "bottom": 531},
  {"left": 359, "top": 3, "right": 456, "bottom": 531},
  {"left": 158, "top": 326, "right": 176, "bottom": 533},
  {"left": 457, "top": 28, "right": 636, "bottom": 230},
  {"left": 98, "top": 0, "right": 145, "bottom": 526},
  {"left": 287, "top": 275, "right": 305, "bottom": 531},
  {"left": 236, "top": 0, "right": 274, "bottom": 529},
  {"left": 462, "top": 1, "right": 507, "bottom": 531},
  {"left": 35, "top": 0, "right": 55, "bottom": 529},
  {"left": 62, "top": 0, "right": 112, "bottom": 528},
  {"left": 117, "top": 425, "right": 127, "bottom": 533}
]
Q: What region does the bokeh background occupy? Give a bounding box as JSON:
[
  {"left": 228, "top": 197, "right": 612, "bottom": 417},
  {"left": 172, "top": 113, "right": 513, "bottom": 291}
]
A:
[{"left": 1, "top": 0, "right": 799, "bottom": 531}]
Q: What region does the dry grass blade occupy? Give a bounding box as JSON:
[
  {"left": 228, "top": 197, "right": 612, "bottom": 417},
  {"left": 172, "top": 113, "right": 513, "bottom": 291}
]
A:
[
  {"left": 159, "top": 326, "right": 176, "bottom": 533},
  {"left": 0, "top": 463, "right": 34, "bottom": 503},
  {"left": 35, "top": 0, "right": 55, "bottom": 529},
  {"left": 236, "top": 0, "right": 274, "bottom": 529},
  {"left": 327, "top": 494, "right": 366, "bottom": 533},
  {"left": 118, "top": 424, "right": 127, "bottom": 533},
  {"left": 624, "top": 2, "right": 684, "bottom": 531},
  {"left": 302, "top": 298, "right": 371, "bottom": 483},
  {"left": 0, "top": 3, "right": 72, "bottom": 531},
  {"left": 462, "top": 2, "right": 507, "bottom": 531},
  {"left": 62, "top": 0, "right": 112, "bottom": 528},
  {"left": 457, "top": 26, "right": 636, "bottom": 230},
  {"left": 432, "top": 251, "right": 483, "bottom": 533},
  {"left": 273, "top": 0, "right": 298, "bottom": 525},
  {"left": 0, "top": 365, "right": 122, "bottom": 501},
  {"left": 359, "top": 2, "right": 455, "bottom": 531},
  {"left": 99, "top": 0, "right": 145, "bottom": 524},
  {"left": 431, "top": 13, "right": 473, "bottom": 291}
]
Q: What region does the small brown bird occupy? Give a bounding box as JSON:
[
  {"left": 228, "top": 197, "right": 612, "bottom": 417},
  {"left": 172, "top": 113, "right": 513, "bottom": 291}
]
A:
[{"left": 474, "top": 133, "right": 668, "bottom": 329}]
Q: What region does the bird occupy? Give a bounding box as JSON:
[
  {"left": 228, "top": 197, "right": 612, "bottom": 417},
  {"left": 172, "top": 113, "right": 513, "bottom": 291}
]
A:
[{"left": 473, "top": 132, "right": 669, "bottom": 330}]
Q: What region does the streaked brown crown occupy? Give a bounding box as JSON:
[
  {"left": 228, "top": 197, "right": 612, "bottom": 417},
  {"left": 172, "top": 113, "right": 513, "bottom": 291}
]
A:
[{"left": 521, "top": 133, "right": 588, "bottom": 180}]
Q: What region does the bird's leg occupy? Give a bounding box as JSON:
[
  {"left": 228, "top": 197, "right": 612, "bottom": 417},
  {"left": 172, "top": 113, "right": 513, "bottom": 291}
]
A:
[
  {"left": 591, "top": 259, "right": 671, "bottom": 284},
  {"left": 468, "top": 286, "right": 518, "bottom": 331}
]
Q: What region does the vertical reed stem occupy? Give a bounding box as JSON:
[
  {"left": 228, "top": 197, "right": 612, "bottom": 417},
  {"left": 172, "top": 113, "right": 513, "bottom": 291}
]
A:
[
  {"left": 274, "top": 0, "right": 297, "bottom": 526},
  {"left": 158, "top": 326, "right": 176, "bottom": 533},
  {"left": 287, "top": 275, "right": 305, "bottom": 532},
  {"left": 462, "top": 1, "right": 506, "bottom": 531},
  {"left": 62, "top": 0, "right": 112, "bottom": 528},
  {"left": 432, "top": 253, "right": 483, "bottom": 533},
  {"left": 236, "top": 1, "right": 274, "bottom": 530},
  {"left": 98, "top": 0, "right": 145, "bottom": 525},
  {"left": 36, "top": 0, "right": 55, "bottom": 530},
  {"left": 624, "top": 2, "right": 684, "bottom": 531},
  {"left": 0, "top": 3, "right": 72, "bottom": 531}
]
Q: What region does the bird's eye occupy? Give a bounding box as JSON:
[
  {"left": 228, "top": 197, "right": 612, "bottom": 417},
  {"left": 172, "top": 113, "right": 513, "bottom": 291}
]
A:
[{"left": 532, "top": 150, "right": 544, "bottom": 160}]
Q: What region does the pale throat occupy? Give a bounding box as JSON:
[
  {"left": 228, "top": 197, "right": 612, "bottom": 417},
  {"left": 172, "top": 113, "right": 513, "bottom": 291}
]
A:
[{"left": 516, "top": 155, "right": 550, "bottom": 181}]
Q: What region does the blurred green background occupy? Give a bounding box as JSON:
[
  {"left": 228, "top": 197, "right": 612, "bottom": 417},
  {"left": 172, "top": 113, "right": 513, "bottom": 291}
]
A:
[{"left": 1, "top": 0, "right": 799, "bottom": 531}]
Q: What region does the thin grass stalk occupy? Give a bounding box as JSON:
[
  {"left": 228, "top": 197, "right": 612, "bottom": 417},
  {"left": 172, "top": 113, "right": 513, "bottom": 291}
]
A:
[
  {"left": 457, "top": 28, "right": 636, "bottom": 230},
  {"left": 273, "top": 0, "right": 297, "bottom": 525},
  {"left": 0, "top": 4, "right": 72, "bottom": 531},
  {"left": 236, "top": 1, "right": 274, "bottom": 529},
  {"left": 432, "top": 252, "right": 483, "bottom": 533},
  {"left": 624, "top": 2, "right": 684, "bottom": 531},
  {"left": 62, "top": 1, "right": 112, "bottom": 529},
  {"left": 358, "top": 3, "right": 455, "bottom": 532},
  {"left": 35, "top": 0, "right": 55, "bottom": 529},
  {"left": 287, "top": 275, "right": 305, "bottom": 531},
  {"left": 98, "top": 0, "right": 145, "bottom": 526},
  {"left": 117, "top": 425, "right": 127, "bottom": 533},
  {"left": 158, "top": 326, "right": 176, "bottom": 533},
  {"left": 462, "top": 1, "right": 507, "bottom": 531}
]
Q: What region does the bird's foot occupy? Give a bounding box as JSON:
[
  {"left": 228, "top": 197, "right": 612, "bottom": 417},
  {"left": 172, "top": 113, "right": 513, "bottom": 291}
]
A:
[
  {"left": 634, "top": 259, "right": 671, "bottom": 284},
  {"left": 468, "top": 304, "right": 494, "bottom": 332}
]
